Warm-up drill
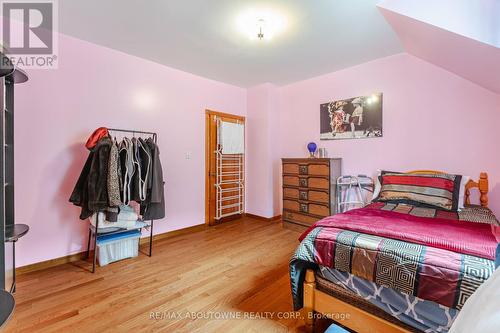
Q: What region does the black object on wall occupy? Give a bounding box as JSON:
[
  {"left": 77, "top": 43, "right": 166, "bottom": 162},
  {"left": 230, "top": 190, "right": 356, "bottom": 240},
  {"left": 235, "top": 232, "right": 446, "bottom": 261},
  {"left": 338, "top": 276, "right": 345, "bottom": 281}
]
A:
[{"left": 0, "top": 53, "right": 28, "bottom": 291}]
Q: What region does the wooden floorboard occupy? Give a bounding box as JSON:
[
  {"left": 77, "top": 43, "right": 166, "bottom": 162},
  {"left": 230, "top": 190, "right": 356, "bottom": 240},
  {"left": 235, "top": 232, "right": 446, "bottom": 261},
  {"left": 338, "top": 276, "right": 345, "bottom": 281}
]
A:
[{"left": 6, "top": 217, "right": 312, "bottom": 333}]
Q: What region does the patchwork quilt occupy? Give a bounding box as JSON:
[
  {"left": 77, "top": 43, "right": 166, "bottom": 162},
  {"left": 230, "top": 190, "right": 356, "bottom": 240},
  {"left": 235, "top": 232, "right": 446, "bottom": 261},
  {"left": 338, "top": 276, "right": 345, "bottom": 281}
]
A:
[
  {"left": 290, "top": 205, "right": 498, "bottom": 312},
  {"left": 317, "top": 267, "right": 459, "bottom": 333}
]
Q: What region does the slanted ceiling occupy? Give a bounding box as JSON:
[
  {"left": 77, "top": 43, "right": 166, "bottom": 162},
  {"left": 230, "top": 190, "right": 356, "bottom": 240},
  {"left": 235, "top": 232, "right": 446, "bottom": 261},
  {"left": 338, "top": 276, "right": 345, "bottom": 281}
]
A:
[{"left": 378, "top": 0, "right": 500, "bottom": 94}]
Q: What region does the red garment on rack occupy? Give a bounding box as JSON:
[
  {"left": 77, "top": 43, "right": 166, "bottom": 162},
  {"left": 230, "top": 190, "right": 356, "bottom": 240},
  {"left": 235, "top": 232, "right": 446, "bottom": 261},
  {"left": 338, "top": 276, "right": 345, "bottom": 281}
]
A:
[{"left": 85, "top": 127, "right": 109, "bottom": 149}]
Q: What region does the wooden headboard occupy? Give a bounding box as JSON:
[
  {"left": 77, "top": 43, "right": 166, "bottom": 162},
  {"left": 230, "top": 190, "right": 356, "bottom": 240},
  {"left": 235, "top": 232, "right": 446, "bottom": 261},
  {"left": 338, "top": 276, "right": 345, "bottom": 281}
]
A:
[{"left": 406, "top": 170, "right": 489, "bottom": 208}]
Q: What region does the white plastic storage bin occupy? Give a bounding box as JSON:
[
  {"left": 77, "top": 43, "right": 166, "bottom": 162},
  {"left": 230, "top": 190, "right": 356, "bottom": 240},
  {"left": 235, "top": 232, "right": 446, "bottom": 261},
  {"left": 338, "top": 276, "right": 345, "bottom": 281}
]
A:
[{"left": 97, "top": 230, "right": 141, "bottom": 266}]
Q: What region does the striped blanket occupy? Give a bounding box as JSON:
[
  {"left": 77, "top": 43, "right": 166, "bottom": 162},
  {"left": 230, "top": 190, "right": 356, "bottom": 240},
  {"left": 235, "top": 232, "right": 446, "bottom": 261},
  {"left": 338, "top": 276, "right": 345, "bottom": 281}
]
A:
[{"left": 290, "top": 205, "right": 497, "bottom": 311}]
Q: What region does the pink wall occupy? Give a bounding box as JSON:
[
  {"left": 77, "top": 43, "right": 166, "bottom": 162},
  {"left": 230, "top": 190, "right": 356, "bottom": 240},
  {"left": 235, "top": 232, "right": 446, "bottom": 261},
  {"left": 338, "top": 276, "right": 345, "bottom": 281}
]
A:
[
  {"left": 14, "top": 33, "right": 246, "bottom": 267},
  {"left": 275, "top": 53, "right": 500, "bottom": 215},
  {"left": 246, "top": 84, "right": 280, "bottom": 218}
]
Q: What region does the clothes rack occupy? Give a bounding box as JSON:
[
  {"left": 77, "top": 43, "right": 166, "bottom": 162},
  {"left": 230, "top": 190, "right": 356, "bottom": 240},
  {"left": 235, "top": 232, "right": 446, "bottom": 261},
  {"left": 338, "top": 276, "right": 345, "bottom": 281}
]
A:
[
  {"left": 108, "top": 128, "right": 158, "bottom": 143},
  {"left": 87, "top": 128, "right": 158, "bottom": 273}
]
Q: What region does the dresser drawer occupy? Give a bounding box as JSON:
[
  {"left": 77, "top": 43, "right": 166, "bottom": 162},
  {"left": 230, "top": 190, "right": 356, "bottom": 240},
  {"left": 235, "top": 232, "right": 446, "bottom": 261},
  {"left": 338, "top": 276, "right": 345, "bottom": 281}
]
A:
[
  {"left": 283, "top": 188, "right": 300, "bottom": 199},
  {"left": 283, "top": 163, "right": 299, "bottom": 174},
  {"left": 283, "top": 200, "right": 330, "bottom": 217},
  {"left": 308, "top": 190, "right": 329, "bottom": 203},
  {"left": 283, "top": 176, "right": 330, "bottom": 190},
  {"left": 283, "top": 176, "right": 300, "bottom": 187},
  {"left": 283, "top": 199, "right": 301, "bottom": 212},
  {"left": 283, "top": 163, "right": 329, "bottom": 176},
  {"left": 308, "top": 177, "right": 330, "bottom": 190},
  {"left": 308, "top": 203, "right": 330, "bottom": 217},
  {"left": 307, "top": 164, "right": 329, "bottom": 176},
  {"left": 282, "top": 211, "right": 319, "bottom": 226},
  {"left": 283, "top": 188, "right": 329, "bottom": 204}
]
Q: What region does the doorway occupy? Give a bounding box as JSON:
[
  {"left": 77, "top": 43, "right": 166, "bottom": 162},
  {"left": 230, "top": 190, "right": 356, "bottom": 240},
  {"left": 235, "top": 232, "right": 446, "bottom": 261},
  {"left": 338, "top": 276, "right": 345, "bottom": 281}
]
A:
[{"left": 205, "top": 110, "right": 245, "bottom": 226}]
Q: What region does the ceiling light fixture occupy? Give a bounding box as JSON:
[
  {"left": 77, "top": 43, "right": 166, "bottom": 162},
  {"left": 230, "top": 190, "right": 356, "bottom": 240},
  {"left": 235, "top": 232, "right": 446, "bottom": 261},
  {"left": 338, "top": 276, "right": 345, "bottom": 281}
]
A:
[
  {"left": 236, "top": 9, "right": 287, "bottom": 41},
  {"left": 257, "top": 19, "right": 265, "bottom": 39}
]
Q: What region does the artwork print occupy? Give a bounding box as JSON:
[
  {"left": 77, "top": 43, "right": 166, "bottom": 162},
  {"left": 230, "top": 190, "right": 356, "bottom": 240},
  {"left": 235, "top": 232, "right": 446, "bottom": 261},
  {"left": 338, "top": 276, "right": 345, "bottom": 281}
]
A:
[{"left": 320, "top": 93, "right": 383, "bottom": 140}]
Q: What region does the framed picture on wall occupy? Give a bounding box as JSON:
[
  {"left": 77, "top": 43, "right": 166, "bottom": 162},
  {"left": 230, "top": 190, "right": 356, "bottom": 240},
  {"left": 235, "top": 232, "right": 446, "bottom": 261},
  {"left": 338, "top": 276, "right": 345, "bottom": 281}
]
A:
[{"left": 320, "top": 93, "right": 383, "bottom": 140}]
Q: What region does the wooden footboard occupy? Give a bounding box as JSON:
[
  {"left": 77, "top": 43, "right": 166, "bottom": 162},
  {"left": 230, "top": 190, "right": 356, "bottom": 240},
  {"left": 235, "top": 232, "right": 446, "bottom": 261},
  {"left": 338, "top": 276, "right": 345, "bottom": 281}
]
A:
[{"left": 303, "top": 269, "right": 411, "bottom": 333}]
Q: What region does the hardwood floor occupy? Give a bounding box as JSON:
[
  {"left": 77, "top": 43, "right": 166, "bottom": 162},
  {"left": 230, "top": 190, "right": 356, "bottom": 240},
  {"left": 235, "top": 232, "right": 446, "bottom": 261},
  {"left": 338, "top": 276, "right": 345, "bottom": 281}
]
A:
[{"left": 6, "top": 217, "right": 312, "bottom": 333}]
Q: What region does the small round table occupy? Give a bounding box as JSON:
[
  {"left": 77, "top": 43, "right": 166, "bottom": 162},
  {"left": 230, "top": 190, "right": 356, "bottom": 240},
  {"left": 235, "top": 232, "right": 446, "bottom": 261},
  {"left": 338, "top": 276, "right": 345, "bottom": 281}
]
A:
[
  {"left": 5, "top": 224, "right": 29, "bottom": 293},
  {"left": 0, "top": 290, "right": 14, "bottom": 329}
]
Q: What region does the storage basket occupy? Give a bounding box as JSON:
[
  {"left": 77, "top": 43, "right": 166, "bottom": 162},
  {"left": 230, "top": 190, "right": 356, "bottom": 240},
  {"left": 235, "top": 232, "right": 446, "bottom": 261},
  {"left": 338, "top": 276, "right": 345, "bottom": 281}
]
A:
[{"left": 97, "top": 230, "right": 140, "bottom": 266}]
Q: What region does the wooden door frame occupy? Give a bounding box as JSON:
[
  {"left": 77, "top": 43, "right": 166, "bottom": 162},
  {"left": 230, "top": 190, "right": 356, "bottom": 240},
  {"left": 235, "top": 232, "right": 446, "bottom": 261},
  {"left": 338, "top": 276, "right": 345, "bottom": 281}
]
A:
[{"left": 205, "top": 109, "right": 246, "bottom": 225}]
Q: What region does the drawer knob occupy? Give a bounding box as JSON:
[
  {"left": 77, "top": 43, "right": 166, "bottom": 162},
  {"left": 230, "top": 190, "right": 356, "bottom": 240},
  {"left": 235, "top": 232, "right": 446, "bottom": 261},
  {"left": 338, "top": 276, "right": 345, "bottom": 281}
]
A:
[
  {"left": 299, "top": 178, "right": 308, "bottom": 187},
  {"left": 299, "top": 191, "right": 308, "bottom": 200},
  {"left": 299, "top": 165, "right": 308, "bottom": 175},
  {"left": 300, "top": 203, "right": 308, "bottom": 213}
]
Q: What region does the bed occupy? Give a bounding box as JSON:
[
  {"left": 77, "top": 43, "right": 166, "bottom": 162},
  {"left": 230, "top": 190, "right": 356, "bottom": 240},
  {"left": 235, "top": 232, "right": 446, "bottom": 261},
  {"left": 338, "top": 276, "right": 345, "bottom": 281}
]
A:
[{"left": 289, "top": 171, "right": 499, "bottom": 333}]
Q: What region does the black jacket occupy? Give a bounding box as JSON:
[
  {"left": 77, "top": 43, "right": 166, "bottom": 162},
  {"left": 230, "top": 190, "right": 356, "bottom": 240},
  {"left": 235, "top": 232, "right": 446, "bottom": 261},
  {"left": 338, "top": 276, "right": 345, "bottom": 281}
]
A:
[
  {"left": 69, "top": 137, "right": 112, "bottom": 220},
  {"left": 140, "top": 139, "right": 165, "bottom": 220}
]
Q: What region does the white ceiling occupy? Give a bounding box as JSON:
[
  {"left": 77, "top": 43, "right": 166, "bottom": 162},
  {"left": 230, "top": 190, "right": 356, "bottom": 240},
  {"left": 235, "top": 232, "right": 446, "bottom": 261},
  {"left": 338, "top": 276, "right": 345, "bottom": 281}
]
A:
[{"left": 59, "top": 0, "right": 403, "bottom": 87}]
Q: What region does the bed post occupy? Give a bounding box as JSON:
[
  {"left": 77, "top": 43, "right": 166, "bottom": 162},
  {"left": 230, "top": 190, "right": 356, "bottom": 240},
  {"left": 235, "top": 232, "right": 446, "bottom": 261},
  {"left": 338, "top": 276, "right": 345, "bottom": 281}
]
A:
[
  {"left": 465, "top": 172, "right": 489, "bottom": 207},
  {"left": 304, "top": 269, "right": 315, "bottom": 332},
  {"left": 479, "top": 172, "right": 488, "bottom": 207}
]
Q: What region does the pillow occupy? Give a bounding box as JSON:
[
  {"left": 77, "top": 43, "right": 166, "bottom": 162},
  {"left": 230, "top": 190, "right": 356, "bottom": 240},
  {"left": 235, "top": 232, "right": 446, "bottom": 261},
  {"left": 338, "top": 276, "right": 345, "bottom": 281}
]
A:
[
  {"left": 372, "top": 170, "right": 469, "bottom": 209},
  {"left": 376, "top": 171, "right": 462, "bottom": 211},
  {"left": 374, "top": 171, "right": 470, "bottom": 210}
]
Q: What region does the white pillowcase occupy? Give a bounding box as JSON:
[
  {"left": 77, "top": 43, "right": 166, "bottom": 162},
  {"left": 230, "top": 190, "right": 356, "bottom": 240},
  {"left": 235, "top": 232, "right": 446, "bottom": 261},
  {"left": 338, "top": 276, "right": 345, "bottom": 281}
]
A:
[
  {"left": 458, "top": 175, "right": 470, "bottom": 210},
  {"left": 372, "top": 169, "right": 382, "bottom": 201}
]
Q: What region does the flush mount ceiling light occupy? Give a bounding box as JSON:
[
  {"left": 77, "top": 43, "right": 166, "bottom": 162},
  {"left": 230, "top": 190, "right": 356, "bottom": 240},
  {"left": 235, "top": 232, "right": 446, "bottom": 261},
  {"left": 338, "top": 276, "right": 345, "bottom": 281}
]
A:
[
  {"left": 236, "top": 9, "right": 287, "bottom": 41},
  {"left": 257, "top": 19, "right": 265, "bottom": 39}
]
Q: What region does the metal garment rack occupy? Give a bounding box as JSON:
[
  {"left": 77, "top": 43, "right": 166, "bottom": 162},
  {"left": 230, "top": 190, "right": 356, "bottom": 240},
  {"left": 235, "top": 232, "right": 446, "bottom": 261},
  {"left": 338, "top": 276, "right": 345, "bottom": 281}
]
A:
[
  {"left": 86, "top": 128, "right": 157, "bottom": 273},
  {"left": 214, "top": 118, "right": 244, "bottom": 220}
]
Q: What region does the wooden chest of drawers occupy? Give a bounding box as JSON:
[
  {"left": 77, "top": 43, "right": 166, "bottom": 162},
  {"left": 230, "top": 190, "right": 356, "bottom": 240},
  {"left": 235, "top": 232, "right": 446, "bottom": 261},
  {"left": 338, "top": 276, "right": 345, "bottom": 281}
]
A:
[{"left": 282, "top": 158, "right": 341, "bottom": 229}]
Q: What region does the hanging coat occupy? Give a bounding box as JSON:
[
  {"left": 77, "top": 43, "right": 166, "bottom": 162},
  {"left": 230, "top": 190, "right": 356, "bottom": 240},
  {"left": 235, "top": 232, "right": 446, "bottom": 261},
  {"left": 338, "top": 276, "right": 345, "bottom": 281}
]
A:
[
  {"left": 85, "top": 127, "right": 108, "bottom": 149},
  {"left": 119, "top": 137, "right": 135, "bottom": 205},
  {"left": 69, "top": 136, "right": 112, "bottom": 220},
  {"left": 107, "top": 140, "right": 121, "bottom": 207},
  {"left": 130, "top": 138, "right": 151, "bottom": 202},
  {"left": 139, "top": 138, "right": 153, "bottom": 198},
  {"left": 140, "top": 138, "right": 165, "bottom": 220}
]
